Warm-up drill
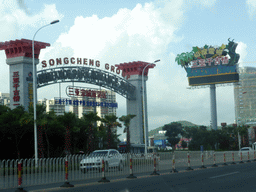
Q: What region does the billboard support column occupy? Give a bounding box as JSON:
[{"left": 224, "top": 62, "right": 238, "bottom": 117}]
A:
[{"left": 210, "top": 84, "right": 217, "bottom": 130}]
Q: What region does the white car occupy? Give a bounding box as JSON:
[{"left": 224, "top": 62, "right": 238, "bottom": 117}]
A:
[
  {"left": 165, "top": 146, "right": 173, "bottom": 150},
  {"left": 80, "top": 149, "right": 124, "bottom": 173},
  {"left": 238, "top": 147, "right": 254, "bottom": 158}
]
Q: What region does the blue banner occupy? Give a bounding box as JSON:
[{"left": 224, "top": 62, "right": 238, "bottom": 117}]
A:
[{"left": 55, "top": 98, "right": 118, "bottom": 108}]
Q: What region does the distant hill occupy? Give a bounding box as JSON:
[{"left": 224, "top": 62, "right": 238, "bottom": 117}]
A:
[
  {"left": 148, "top": 120, "right": 200, "bottom": 137},
  {"left": 176, "top": 120, "right": 199, "bottom": 127}
]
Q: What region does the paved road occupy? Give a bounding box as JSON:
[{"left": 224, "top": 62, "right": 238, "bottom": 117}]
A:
[{"left": 2, "top": 160, "right": 256, "bottom": 192}]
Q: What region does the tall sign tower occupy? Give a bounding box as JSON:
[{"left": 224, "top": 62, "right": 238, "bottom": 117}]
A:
[
  {"left": 176, "top": 38, "right": 240, "bottom": 130},
  {"left": 0, "top": 39, "right": 50, "bottom": 111}
]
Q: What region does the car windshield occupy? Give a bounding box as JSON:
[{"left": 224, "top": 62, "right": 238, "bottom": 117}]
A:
[{"left": 89, "top": 151, "right": 108, "bottom": 157}]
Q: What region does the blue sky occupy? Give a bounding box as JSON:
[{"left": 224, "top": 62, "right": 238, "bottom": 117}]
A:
[{"left": 1, "top": 0, "right": 256, "bottom": 140}]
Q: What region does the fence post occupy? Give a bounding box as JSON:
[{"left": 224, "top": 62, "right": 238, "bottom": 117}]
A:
[
  {"left": 171, "top": 153, "right": 178, "bottom": 173},
  {"left": 127, "top": 153, "right": 136, "bottom": 178},
  {"left": 157, "top": 154, "right": 160, "bottom": 172},
  {"left": 231, "top": 152, "right": 236, "bottom": 164},
  {"left": 150, "top": 154, "right": 160, "bottom": 175},
  {"left": 98, "top": 159, "right": 110, "bottom": 182},
  {"left": 200, "top": 152, "right": 206, "bottom": 168},
  {"left": 212, "top": 151, "right": 218, "bottom": 167},
  {"left": 222, "top": 152, "right": 228, "bottom": 166},
  {"left": 239, "top": 152, "right": 244, "bottom": 164},
  {"left": 60, "top": 156, "right": 74, "bottom": 187},
  {"left": 186, "top": 151, "right": 193, "bottom": 170},
  {"left": 15, "top": 161, "right": 27, "bottom": 192},
  {"left": 247, "top": 151, "right": 251, "bottom": 163}
]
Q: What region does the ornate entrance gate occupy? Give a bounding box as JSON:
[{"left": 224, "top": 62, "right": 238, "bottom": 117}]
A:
[{"left": 0, "top": 39, "right": 155, "bottom": 145}]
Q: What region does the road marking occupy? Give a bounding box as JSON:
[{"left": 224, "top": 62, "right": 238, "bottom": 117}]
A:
[{"left": 209, "top": 171, "right": 239, "bottom": 179}]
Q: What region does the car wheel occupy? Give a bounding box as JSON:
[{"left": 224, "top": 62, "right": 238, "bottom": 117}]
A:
[
  {"left": 118, "top": 161, "right": 123, "bottom": 171},
  {"left": 105, "top": 162, "right": 109, "bottom": 172},
  {"left": 81, "top": 168, "right": 87, "bottom": 173}
]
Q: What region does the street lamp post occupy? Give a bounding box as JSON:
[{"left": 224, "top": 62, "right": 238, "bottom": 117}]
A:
[
  {"left": 33, "top": 20, "right": 59, "bottom": 167},
  {"left": 142, "top": 59, "right": 160, "bottom": 156}
]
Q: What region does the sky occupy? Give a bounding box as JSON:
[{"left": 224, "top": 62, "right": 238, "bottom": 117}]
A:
[{"left": 1, "top": 0, "right": 256, "bottom": 141}]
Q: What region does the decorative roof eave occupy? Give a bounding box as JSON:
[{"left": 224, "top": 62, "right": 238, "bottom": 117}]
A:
[
  {"left": 115, "top": 61, "right": 155, "bottom": 78},
  {"left": 0, "top": 39, "right": 50, "bottom": 59}
]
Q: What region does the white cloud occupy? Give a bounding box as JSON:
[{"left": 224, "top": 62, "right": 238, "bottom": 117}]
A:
[
  {"left": 247, "top": 0, "right": 256, "bottom": 19},
  {"left": 0, "top": 0, "right": 63, "bottom": 41},
  {"left": 13, "top": 4, "right": 63, "bottom": 32},
  {"left": 146, "top": 51, "right": 210, "bottom": 128},
  {"left": 236, "top": 42, "right": 248, "bottom": 67},
  {"left": 155, "top": 0, "right": 186, "bottom": 28},
  {"left": 0, "top": 0, "right": 19, "bottom": 41},
  {"left": 0, "top": 0, "right": 63, "bottom": 97},
  {"left": 38, "top": 42, "right": 75, "bottom": 70},
  {"left": 56, "top": 2, "right": 181, "bottom": 64}
]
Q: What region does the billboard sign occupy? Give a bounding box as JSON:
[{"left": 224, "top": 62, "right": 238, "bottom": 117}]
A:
[
  {"left": 154, "top": 139, "right": 166, "bottom": 148},
  {"left": 175, "top": 38, "right": 240, "bottom": 86}
]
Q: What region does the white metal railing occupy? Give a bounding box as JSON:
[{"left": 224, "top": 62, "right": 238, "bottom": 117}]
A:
[{"left": 0, "top": 150, "right": 254, "bottom": 189}]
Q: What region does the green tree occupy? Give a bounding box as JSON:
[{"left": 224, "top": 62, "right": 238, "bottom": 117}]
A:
[
  {"left": 181, "top": 140, "right": 187, "bottom": 149},
  {"left": 33, "top": 104, "right": 48, "bottom": 158},
  {"left": 183, "top": 126, "right": 214, "bottom": 150},
  {"left": 163, "top": 122, "right": 183, "bottom": 151},
  {"left": 102, "top": 114, "right": 121, "bottom": 149},
  {"left": 58, "top": 112, "right": 78, "bottom": 155},
  {"left": 38, "top": 109, "right": 65, "bottom": 158},
  {"left": 234, "top": 125, "right": 249, "bottom": 148},
  {"left": 3, "top": 106, "right": 32, "bottom": 159},
  {"left": 82, "top": 112, "right": 101, "bottom": 153},
  {"left": 0, "top": 105, "right": 14, "bottom": 159},
  {"left": 44, "top": 110, "right": 62, "bottom": 157},
  {"left": 119, "top": 114, "right": 136, "bottom": 153}
]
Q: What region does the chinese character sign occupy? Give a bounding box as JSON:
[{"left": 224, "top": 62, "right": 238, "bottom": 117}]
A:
[
  {"left": 55, "top": 98, "right": 118, "bottom": 108},
  {"left": 66, "top": 86, "right": 107, "bottom": 98},
  {"left": 175, "top": 38, "right": 240, "bottom": 69},
  {"left": 28, "top": 83, "right": 33, "bottom": 107},
  {"left": 13, "top": 71, "right": 20, "bottom": 106}
]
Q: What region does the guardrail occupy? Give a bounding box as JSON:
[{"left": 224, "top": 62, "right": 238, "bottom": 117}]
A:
[{"left": 1, "top": 150, "right": 255, "bottom": 189}]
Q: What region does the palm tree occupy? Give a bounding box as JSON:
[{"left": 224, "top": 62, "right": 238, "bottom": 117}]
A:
[
  {"left": 187, "top": 51, "right": 195, "bottom": 62},
  {"left": 82, "top": 112, "right": 101, "bottom": 153},
  {"left": 5, "top": 106, "right": 31, "bottom": 159},
  {"left": 119, "top": 114, "right": 136, "bottom": 153},
  {"left": 58, "top": 112, "right": 78, "bottom": 156},
  {"left": 35, "top": 104, "right": 47, "bottom": 158},
  {"left": 102, "top": 114, "right": 121, "bottom": 149},
  {"left": 43, "top": 110, "right": 62, "bottom": 158},
  {"left": 27, "top": 104, "right": 48, "bottom": 158},
  {"left": 175, "top": 54, "right": 182, "bottom": 66}
]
